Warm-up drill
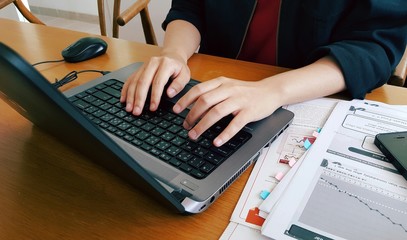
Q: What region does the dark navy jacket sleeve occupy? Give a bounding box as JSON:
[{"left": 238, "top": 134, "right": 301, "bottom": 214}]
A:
[
  {"left": 163, "top": 0, "right": 407, "bottom": 99},
  {"left": 295, "top": 0, "right": 407, "bottom": 99}
]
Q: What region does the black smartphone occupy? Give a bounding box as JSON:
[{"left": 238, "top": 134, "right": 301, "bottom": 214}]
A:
[{"left": 374, "top": 131, "right": 407, "bottom": 180}]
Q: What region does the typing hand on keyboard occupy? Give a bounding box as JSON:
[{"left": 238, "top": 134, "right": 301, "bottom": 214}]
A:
[{"left": 69, "top": 79, "right": 251, "bottom": 179}]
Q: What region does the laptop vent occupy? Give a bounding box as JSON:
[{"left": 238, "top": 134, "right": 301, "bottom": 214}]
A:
[{"left": 218, "top": 160, "right": 252, "bottom": 195}]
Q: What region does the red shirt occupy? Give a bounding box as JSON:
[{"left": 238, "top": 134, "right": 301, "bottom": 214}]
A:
[{"left": 238, "top": 0, "right": 282, "bottom": 65}]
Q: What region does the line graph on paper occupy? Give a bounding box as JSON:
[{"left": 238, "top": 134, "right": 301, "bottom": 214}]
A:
[
  {"left": 277, "top": 131, "right": 311, "bottom": 162},
  {"left": 293, "top": 161, "right": 407, "bottom": 240}
]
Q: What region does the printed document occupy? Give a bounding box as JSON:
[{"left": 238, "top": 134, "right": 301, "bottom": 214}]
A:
[
  {"left": 221, "top": 98, "right": 338, "bottom": 239},
  {"left": 262, "top": 100, "right": 407, "bottom": 240}
]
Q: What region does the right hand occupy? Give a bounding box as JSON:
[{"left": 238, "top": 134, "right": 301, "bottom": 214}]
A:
[{"left": 120, "top": 51, "right": 191, "bottom": 115}]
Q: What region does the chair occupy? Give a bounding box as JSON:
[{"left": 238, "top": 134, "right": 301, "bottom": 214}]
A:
[
  {"left": 0, "top": 0, "right": 44, "bottom": 25},
  {"left": 388, "top": 46, "right": 407, "bottom": 87},
  {"left": 97, "top": 0, "right": 157, "bottom": 45}
]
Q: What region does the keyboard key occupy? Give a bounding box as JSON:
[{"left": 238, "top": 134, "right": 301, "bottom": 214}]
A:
[
  {"left": 93, "top": 91, "right": 111, "bottom": 101},
  {"left": 103, "top": 87, "right": 121, "bottom": 98},
  {"left": 73, "top": 99, "right": 90, "bottom": 109},
  {"left": 179, "top": 163, "right": 193, "bottom": 173},
  {"left": 166, "top": 146, "right": 181, "bottom": 156},
  {"left": 151, "top": 127, "right": 165, "bottom": 136},
  {"left": 191, "top": 170, "right": 205, "bottom": 179},
  {"left": 169, "top": 158, "right": 182, "bottom": 167},
  {"left": 126, "top": 126, "right": 140, "bottom": 135},
  {"left": 200, "top": 162, "right": 215, "bottom": 173},
  {"left": 171, "top": 136, "right": 185, "bottom": 146},
  {"left": 156, "top": 141, "right": 170, "bottom": 151},
  {"left": 205, "top": 152, "right": 224, "bottom": 165},
  {"left": 211, "top": 145, "right": 233, "bottom": 157},
  {"left": 135, "top": 130, "right": 150, "bottom": 140},
  {"left": 146, "top": 136, "right": 160, "bottom": 145},
  {"left": 177, "top": 151, "right": 193, "bottom": 162},
  {"left": 150, "top": 148, "right": 161, "bottom": 156},
  {"left": 188, "top": 157, "right": 205, "bottom": 168}
]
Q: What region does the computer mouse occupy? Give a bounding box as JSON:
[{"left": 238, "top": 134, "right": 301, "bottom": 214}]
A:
[{"left": 61, "top": 37, "right": 108, "bottom": 63}]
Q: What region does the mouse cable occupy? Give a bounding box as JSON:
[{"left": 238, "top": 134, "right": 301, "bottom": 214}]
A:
[
  {"left": 52, "top": 69, "right": 111, "bottom": 89},
  {"left": 32, "top": 59, "right": 65, "bottom": 67}
]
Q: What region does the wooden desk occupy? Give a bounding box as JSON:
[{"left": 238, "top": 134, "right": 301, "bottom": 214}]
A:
[{"left": 1, "top": 18, "right": 406, "bottom": 240}]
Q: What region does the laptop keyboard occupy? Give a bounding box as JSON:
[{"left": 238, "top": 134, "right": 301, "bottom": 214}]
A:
[{"left": 68, "top": 79, "right": 252, "bottom": 179}]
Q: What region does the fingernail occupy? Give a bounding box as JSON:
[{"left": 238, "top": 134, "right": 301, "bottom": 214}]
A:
[
  {"left": 126, "top": 103, "right": 132, "bottom": 112},
  {"left": 150, "top": 103, "right": 156, "bottom": 111},
  {"left": 167, "top": 88, "right": 176, "bottom": 98},
  {"left": 214, "top": 138, "right": 223, "bottom": 147},
  {"left": 133, "top": 107, "right": 141, "bottom": 115},
  {"left": 189, "top": 129, "right": 197, "bottom": 139},
  {"left": 173, "top": 104, "right": 181, "bottom": 113}
]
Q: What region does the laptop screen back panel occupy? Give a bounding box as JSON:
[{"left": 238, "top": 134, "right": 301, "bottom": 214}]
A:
[{"left": 0, "top": 42, "right": 186, "bottom": 213}]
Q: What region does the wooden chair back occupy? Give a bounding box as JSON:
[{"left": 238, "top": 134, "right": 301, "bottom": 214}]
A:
[
  {"left": 97, "top": 0, "right": 157, "bottom": 45},
  {"left": 0, "top": 0, "right": 44, "bottom": 24}
]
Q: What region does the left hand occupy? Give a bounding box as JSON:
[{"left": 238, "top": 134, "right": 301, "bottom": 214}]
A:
[{"left": 172, "top": 77, "right": 282, "bottom": 147}]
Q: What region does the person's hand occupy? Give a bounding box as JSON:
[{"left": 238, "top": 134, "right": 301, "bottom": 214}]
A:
[
  {"left": 172, "top": 77, "right": 282, "bottom": 147},
  {"left": 120, "top": 51, "right": 191, "bottom": 115}
]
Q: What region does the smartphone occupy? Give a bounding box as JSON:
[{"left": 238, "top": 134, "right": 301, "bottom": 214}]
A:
[{"left": 374, "top": 131, "right": 407, "bottom": 180}]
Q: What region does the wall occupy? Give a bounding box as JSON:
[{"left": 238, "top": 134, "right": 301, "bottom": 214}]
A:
[
  {"left": 0, "top": 4, "right": 19, "bottom": 19},
  {"left": 25, "top": 0, "right": 171, "bottom": 45},
  {"left": 0, "top": 0, "right": 31, "bottom": 22},
  {"left": 29, "top": 0, "right": 98, "bottom": 15}
]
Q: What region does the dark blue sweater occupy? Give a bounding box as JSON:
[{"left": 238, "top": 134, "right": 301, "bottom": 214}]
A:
[{"left": 163, "top": 0, "right": 407, "bottom": 99}]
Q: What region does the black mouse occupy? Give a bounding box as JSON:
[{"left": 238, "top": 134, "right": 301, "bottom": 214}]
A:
[{"left": 61, "top": 37, "right": 108, "bottom": 63}]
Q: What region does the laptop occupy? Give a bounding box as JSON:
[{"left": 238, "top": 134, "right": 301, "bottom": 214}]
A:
[{"left": 0, "top": 42, "right": 294, "bottom": 214}]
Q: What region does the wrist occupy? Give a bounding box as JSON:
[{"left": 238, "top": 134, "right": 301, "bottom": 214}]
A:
[
  {"left": 261, "top": 76, "right": 289, "bottom": 108},
  {"left": 160, "top": 48, "right": 189, "bottom": 64}
]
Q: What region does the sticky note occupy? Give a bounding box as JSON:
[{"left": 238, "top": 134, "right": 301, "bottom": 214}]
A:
[
  {"left": 289, "top": 159, "right": 297, "bottom": 167},
  {"left": 304, "top": 138, "right": 312, "bottom": 150},
  {"left": 260, "top": 190, "right": 270, "bottom": 200},
  {"left": 307, "top": 137, "right": 316, "bottom": 144},
  {"left": 279, "top": 159, "right": 289, "bottom": 164},
  {"left": 275, "top": 172, "right": 284, "bottom": 181},
  {"left": 245, "top": 207, "right": 266, "bottom": 226}
]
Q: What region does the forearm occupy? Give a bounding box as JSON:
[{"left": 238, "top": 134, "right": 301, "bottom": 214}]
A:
[
  {"left": 266, "top": 56, "right": 346, "bottom": 106},
  {"left": 161, "top": 20, "right": 201, "bottom": 63}
]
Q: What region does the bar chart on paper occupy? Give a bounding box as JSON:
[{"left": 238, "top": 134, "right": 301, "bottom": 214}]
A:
[{"left": 286, "top": 160, "right": 407, "bottom": 240}]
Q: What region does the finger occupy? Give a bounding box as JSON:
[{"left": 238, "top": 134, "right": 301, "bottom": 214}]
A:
[
  {"left": 132, "top": 60, "right": 161, "bottom": 114},
  {"left": 123, "top": 70, "right": 143, "bottom": 113},
  {"left": 120, "top": 69, "right": 139, "bottom": 103},
  {"left": 183, "top": 85, "right": 229, "bottom": 129},
  {"left": 149, "top": 67, "right": 171, "bottom": 111},
  {"left": 188, "top": 99, "right": 238, "bottom": 141},
  {"left": 167, "top": 66, "right": 191, "bottom": 98},
  {"left": 173, "top": 80, "right": 222, "bottom": 115},
  {"left": 213, "top": 111, "right": 249, "bottom": 147},
  {"left": 149, "top": 60, "right": 186, "bottom": 111}
]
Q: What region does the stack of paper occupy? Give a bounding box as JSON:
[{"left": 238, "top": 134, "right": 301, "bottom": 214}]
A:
[
  {"left": 261, "top": 100, "right": 407, "bottom": 240},
  {"left": 220, "top": 98, "right": 339, "bottom": 239},
  {"left": 222, "top": 99, "right": 407, "bottom": 240}
]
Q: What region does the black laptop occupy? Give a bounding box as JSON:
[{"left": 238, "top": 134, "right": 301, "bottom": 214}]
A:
[{"left": 0, "top": 42, "right": 294, "bottom": 214}]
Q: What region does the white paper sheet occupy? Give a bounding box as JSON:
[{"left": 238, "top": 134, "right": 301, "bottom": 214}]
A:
[
  {"left": 222, "top": 98, "right": 339, "bottom": 239},
  {"left": 262, "top": 100, "right": 407, "bottom": 240}
]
